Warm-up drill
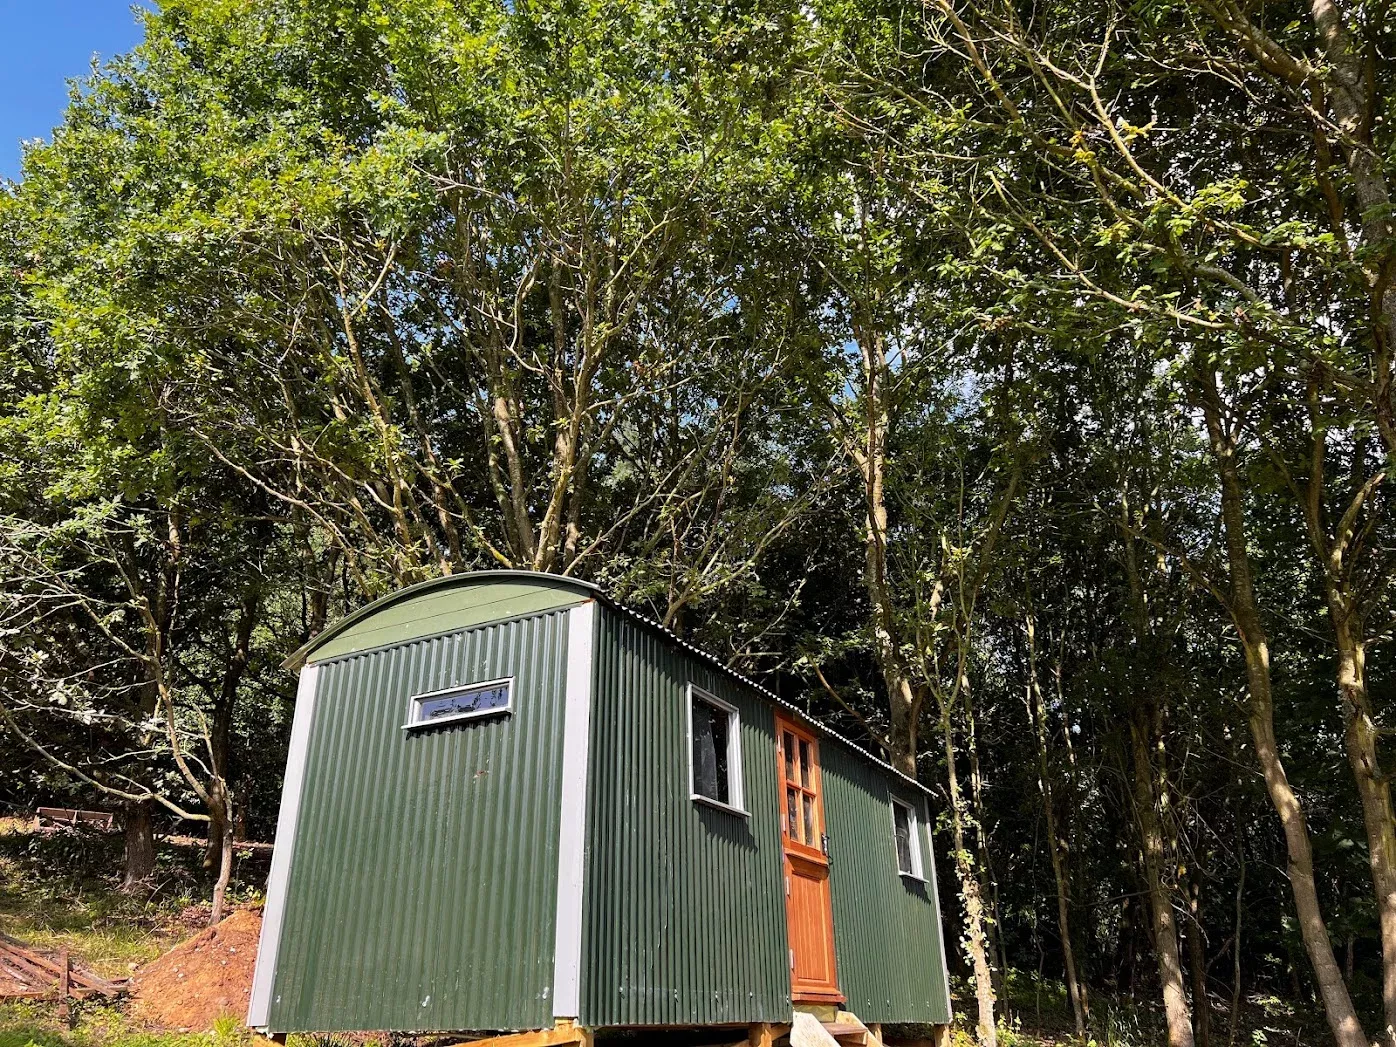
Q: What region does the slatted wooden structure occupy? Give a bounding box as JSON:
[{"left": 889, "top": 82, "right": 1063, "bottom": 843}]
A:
[
  {"left": 0, "top": 934, "right": 127, "bottom": 1004},
  {"left": 34, "top": 807, "right": 116, "bottom": 830}
]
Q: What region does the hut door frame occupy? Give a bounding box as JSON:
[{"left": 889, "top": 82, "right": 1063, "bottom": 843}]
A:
[{"left": 775, "top": 715, "right": 842, "bottom": 1004}]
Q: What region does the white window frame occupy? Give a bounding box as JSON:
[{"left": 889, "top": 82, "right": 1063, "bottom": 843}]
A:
[
  {"left": 402, "top": 676, "right": 514, "bottom": 730},
  {"left": 687, "top": 683, "right": 747, "bottom": 816},
  {"left": 890, "top": 794, "right": 926, "bottom": 880}
]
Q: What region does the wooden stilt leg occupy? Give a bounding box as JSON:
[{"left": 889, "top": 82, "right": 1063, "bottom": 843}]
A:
[{"left": 748, "top": 1023, "right": 777, "bottom": 1047}]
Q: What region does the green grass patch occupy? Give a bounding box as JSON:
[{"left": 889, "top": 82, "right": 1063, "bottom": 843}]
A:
[
  {"left": 0, "top": 822, "right": 267, "bottom": 979},
  {"left": 0, "top": 1001, "right": 221, "bottom": 1047}
]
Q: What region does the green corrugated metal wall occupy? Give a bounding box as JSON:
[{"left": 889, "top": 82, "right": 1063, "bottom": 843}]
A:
[
  {"left": 822, "top": 742, "right": 952, "bottom": 1024},
  {"left": 265, "top": 610, "right": 570, "bottom": 1033},
  {"left": 581, "top": 607, "right": 791, "bottom": 1027}
]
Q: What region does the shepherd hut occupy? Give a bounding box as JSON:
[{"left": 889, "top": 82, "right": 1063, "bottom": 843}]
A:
[{"left": 248, "top": 571, "right": 952, "bottom": 1045}]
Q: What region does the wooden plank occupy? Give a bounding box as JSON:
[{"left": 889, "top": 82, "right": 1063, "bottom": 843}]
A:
[
  {"left": 0, "top": 944, "right": 59, "bottom": 988},
  {"left": 57, "top": 949, "right": 70, "bottom": 1022},
  {"left": 444, "top": 1019, "right": 590, "bottom": 1047},
  {"left": 0, "top": 989, "right": 55, "bottom": 1000}
]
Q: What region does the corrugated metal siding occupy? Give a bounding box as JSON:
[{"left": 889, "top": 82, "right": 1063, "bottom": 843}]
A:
[
  {"left": 265, "top": 610, "right": 570, "bottom": 1033},
  {"left": 822, "top": 743, "right": 952, "bottom": 1024},
  {"left": 581, "top": 607, "right": 790, "bottom": 1026}
]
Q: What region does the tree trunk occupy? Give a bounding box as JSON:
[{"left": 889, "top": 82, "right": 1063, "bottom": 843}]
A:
[
  {"left": 1329, "top": 609, "right": 1396, "bottom": 1045},
  {"left": 1188, "top": 878, "right": 1211, "bottom": 1047},
  {"left": 1197, "top": 365, "right": 1369, "bottom": 1047},
  {"left": 942, "top": 709, "right": 998, "bottom": 1047},
  {"left": 209, "top": 808, "right": 234, "bottom": 926},
  {"left": 206, "top": 588, "right": 257, "bottom": 872},
  {"left": 1129, "top": 712, "right": 1194, "bottom": 1047},
  {"left": 1025, "top": 617, "right": 1087, "bottom": 1037},
  {"left": 121, "top": 800, "right": 155, "bottom": 890},
  {"left": 1229, "top": 830, "right": 1244, "bottom": 1047}
]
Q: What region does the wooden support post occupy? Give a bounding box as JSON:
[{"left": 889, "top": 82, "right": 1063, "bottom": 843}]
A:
[
  {"left": 931, "top": 1024, "right": 951, "bottom": 1047},
  {"left": 867, "top": 1022, "right": 883, "bottom": 1045},
  {"left": 748, "top": 1023, "right": 777, "bottom": 1047},
  {"left": 57, "top": 949, "right": 71, "bottom": 1023}
]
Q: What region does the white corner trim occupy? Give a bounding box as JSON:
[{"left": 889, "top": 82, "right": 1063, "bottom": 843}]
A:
[
  {"left": 552, "top": 600, "right": 596, "bottom": 1018},
  {"left": 247, "top": 662, "right": 321, "bottom": 1029},
  {"left": 922, "top": 795, "right": 953, "bottom": 1018}
]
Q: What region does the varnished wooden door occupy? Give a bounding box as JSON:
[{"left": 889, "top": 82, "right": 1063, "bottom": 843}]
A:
[{"left": 776, "top": 715, "right": 842, "bottom": 1003}]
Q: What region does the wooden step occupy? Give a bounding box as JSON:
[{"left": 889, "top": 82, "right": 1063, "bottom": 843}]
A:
[{"left": 821, "top": 1023, "right": 868, "bottom": 1046}]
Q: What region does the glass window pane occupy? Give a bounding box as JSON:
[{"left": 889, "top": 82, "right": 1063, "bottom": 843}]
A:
[
  {"left": 787, "top": 788, "right": 800, "bottom": 841},
  {"left": 893, "top": 803, "right": 913, "bottom": 874},
  {"left": 803, "top": 794, "right": 815, "bottom": 844},
  {"left": 709, "top": 705, "right": 729, "bottom": 804},
  {"left": 784, "top": 733, "right": 796, "bottom": 784},
  {"left": 799, "top": 740, "right": 811, "bottom": 787},
  {"left": 693, "top": 699, "right": 719, "bottom": 800},
  {"left": 416, "top": 681, "right": 509, "bottom": 723},
  {"left": 693, "top": 696, "right": 730, "bottom": 805}
]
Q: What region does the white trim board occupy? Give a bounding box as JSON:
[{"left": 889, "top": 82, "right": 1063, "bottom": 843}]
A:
[
  {"left": 923, "top": 794, "right": 954, "bottom": 1018},
  {"left": 552, "top": 600, "right": 596, "bottom": 1018},
  {"left": 247, "top": 663, "right": 321, "bottom": 1029}
]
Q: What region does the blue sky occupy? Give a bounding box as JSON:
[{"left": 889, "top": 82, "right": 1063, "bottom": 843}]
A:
[{"left": 0, "top": 2, "right": 151, "bottom": 181}]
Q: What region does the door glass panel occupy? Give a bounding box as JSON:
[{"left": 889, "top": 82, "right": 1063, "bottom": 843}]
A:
[
  {"left": 803, "top": 794, "right": 815, "bottom": 843},
  {"left": 787, "top": 787, "right": 800, "bottom": 842},
  {"left": 799, "top": 740, "right": 811, "bottom": 787}
]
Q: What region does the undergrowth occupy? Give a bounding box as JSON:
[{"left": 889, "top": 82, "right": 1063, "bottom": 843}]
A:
[{"left": 0, "top": 819, "right": 268, "bottom": 978}]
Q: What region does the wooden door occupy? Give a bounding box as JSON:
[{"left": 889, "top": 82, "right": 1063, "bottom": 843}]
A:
[{"left": 776, "top": 715, "right": 841, "bottom": 1003}]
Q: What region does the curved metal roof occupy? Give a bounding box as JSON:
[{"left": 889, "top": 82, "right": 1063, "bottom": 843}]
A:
[
  {"left": 283, "top": 570, "right": 603, "bottom": 670},
  {"left": 285, "top": 569, "right": 931, "bottom": 796}
]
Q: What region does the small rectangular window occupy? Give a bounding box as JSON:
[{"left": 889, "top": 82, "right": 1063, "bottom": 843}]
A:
[
  {"left": 404, "top": 678, "right": 512, "bottom": 730},
  {"left": 891, "top": 796, "right": 924, "bottom": 879},
  {"left": 689, "top": 685, "right": 746, "bottom": 814}
]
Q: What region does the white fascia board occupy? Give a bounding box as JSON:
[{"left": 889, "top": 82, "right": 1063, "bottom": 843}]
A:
[
  {"left": 923, "top": 795, "right": 953, "bottom": 1018},
  {"left": 247, "top": 662, "right": 321, "bottom": 1029},
  {"left": 552, "top": 600, "right": 596, "bottom": 1018}
]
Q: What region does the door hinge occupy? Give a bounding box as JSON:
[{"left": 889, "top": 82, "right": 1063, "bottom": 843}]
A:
[
  {"left": 821, "top": 833, "right": 829, "bottom": 857},
  {"left": 785, "top": 875, "right": 791, "bottom": 897},
  {"left": 789, "top": 948, "right": 795, "bottom": 971}
]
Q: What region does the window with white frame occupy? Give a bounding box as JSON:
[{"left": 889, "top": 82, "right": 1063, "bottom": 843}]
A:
[
  {"left": 689, "top": 685, "right": 745, "bottom": 813},
  {"left": 404, "top": 678, "right": 512, "bottom": 730},
  {"left": 891, "top": 796, "right": 925, "bottom": 878}
]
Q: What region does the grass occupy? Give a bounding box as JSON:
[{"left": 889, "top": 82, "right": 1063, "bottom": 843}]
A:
[
  {"left": 0, "top": 817, "right": 1329, "bottom": 1047},
  {"left": 0, "top": 818, "right": 267, "bottom": 980},
  {"left": 0, "top": 816, "right": 272, "bottom": 1047}
]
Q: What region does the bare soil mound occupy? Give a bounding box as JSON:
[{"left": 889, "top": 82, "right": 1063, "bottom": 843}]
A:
[{"left": 132, "top": 908, "right": 261, "bottom": 1030}]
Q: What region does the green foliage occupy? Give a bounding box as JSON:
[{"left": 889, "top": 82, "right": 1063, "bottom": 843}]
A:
[{"left": 3, "top": 0, "right": 1396, "bottom": 1040}]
